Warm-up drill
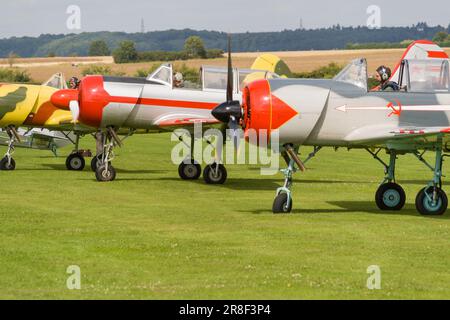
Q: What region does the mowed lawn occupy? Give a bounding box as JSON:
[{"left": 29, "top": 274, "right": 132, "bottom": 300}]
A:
[{"left": 0, "top": 133, "right": 449, "bottom": 299}]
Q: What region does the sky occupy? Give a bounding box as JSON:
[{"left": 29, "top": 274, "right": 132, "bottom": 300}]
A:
[{"left": 0, "top": 0, "right": 449, "bottom": 38}]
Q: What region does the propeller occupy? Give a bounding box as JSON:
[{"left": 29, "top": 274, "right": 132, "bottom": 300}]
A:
[{"left": 211, "top": 35, "right": 243, "bottom": 154}]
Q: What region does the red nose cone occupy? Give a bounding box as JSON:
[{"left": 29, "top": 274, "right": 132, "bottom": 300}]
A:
[{"left": 51, "top": 89, "right": 79, "bottom": 110}]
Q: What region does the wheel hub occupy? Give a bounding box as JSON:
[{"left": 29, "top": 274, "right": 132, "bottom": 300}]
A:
[{"left": 383, "top": 189, "right": 401, "bottom": 207}]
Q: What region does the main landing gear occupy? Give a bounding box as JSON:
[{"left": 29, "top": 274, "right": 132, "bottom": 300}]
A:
[
  {"left": 175, "top": 131, "right": 228, "bottom": 184},
  {"left": 0, "top": 125, "right": 20, "bottom": 171},
  {"left": 272, "top": 145, "right": 321, "bottom": 214},
  {"left": 64, "top": 132, "right": 92, "bottom": 171},
  {"left": 367, "top": 149, "right": 406, "bottom": 211},
  {"left": 368, "top": 136, "right": 448, "bottom": 216}
]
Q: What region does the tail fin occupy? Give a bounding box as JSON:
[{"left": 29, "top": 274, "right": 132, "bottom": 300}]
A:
[{"left": 251, "top": 53, "right": 292, "bottom": 78}]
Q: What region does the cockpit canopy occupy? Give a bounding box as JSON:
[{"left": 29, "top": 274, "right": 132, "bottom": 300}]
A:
[
  {"left": 146, "top": 63, "right": 279, "bottom": 92},
  {"left": 333, "top": 58, "right": 368, "bottom": 90},
  {"left": 334, "top": 57, "right": 450, "bottom": 93},
  {"left": 398, "top": 58, "right": 450, "bottom": 93}
]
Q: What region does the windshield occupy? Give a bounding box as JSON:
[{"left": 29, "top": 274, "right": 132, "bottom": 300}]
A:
[
  {"left": 334, "top": 58, "right": 368, "bottom": 90},
  {"left": 43, "top": 73, "right": 67, "bottom": 89},
  {"left": 401, "top": 59, "right": 450, "bottom": 93},
  {"left": 202, "top": 66, "right": 279, "bottom": 92},
  {"left": 147, "top": 64, "right": 172, "bottom": 86}
]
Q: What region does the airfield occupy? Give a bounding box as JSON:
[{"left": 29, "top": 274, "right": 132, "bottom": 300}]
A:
[
  {"left": 0, "top": 135, "right": 449, "bottom": 299},
  {"left": 1, "top": 49, "right": 450, "bottom": 299}
]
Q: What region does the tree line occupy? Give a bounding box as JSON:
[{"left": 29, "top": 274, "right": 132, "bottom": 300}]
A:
[{"left": 1, "top": 24, "right": 449, "bottom": 58}]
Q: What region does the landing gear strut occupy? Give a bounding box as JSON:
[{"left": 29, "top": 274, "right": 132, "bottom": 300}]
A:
[
  {"left": 272, "top": 145, "right": 321, "bottom": 214},
  {"left": 368, "top": 149, "right": 406, "bottom": 211},
  {"left": 414, "top": 137, "right": 448, "bottom": 216},
  {"left": 177, "top": 133, "right": 202, "bottom": 180},
  {"left": 95, "top": 127, "right": 122, "bottom": 182},
  {"left": 0, "top": 126, "right": 19, "bottom": 171}
]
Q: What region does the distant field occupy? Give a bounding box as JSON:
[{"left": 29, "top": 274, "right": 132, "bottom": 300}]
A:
[{"left": 5, "top": 47, "right": 450, "bottom": 83}]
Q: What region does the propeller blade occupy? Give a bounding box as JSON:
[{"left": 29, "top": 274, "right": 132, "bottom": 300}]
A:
[
  {"left": 226, "top": 34, "right": 233, "bottom": 103},
  {"left": 69, "top": 100, "right": 80, "bottom": 123}
]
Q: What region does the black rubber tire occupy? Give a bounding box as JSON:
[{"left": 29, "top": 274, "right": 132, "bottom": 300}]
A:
[
  {"left": 272, "top": 193, "right": 293, "bottom": 214},
  {"left": 66, "top": 153, "right": 85, "bottom": 171},
  {"left": 415, "top": 187, "right": 448, "bottom": 216},
  {"left": 178, "top": 160, "right": 201, "bottom": 180},
  {"left": 0, "top": 157, "right": 15, "bottom": 171},
  {"left": 90, "top": 154, "right": 102, "bottom": 172},
  {"left": 203, "top": 164, "right": 227, "bottom": 184},
  {"left": 95, "top": 164, "right": 116, "bottom": 182},
  {"left": 375, "top": 183, "right": 406, "bottom": 211}
]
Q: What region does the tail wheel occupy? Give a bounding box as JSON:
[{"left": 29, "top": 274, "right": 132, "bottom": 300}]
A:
[
  {"left": 95, "top": 164, "right": 116, "bottom": 182},
  {"left": 178, "top": 160, "right": 201, "bottom": 180},
  {"left": 375, "top": 183, "right": 406, "bottom": 211},
  {"left": 66, "top": 153, "right": 85, "bottom": 171},
  {"left": 203, "top": 164, "right": 227, "bottom": 184},
  {"left": 415, "top": 187, "right": 448, "bottom": 216},
  {"left": 0, "top": 157, "right": 15, "bottom": 171},
  {"left": 272, "top": 193, "right": 293, "bottom": 214}
]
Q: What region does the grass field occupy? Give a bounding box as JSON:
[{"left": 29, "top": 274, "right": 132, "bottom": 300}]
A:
[{"left": 0, "top": 133, "right": 449, "bottom": 299}]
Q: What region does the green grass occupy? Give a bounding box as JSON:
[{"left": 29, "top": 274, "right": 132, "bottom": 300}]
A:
[{"left": 0, "top": 133, "right": 449, "bottom": 299}]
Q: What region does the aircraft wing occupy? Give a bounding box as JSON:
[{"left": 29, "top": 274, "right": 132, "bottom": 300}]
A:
[
  {"left": 155, "top": 116, "right": 221, "bottom": 130},
  {"left": 344, "top": 124, "right": 450, "bottom": 147}
]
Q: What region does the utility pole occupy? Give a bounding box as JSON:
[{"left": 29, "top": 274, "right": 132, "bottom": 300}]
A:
[{"left": 141, "top": 18, "right": 145, "bottom": 33}]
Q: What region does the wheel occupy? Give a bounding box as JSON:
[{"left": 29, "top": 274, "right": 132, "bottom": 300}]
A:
[
  {"left": 178, "top": 160, "right": 201, "bottom": 180},
  {"left": 203, "top": 163, "right": 227, "bottom": 184},
  {"left": 0, "top": 157, "right": 15, "bottom": 171},
  {"left": 375, "top": 183, "right": 406, "bottom": 211},
  {"left": 90, "top": 154, "right": 102, "bottom": 172},
  {"left": 272, "top": 193, "right": 293, "bottom": 214},
  {"left": 95, "top": 164, "right": 116, "bottom": 182},
  {"left": 415, "top": 187, "right": 448, "bottom": 216},
  {"left": 66, "top": 153, "right": 85, "bottom": 171}
]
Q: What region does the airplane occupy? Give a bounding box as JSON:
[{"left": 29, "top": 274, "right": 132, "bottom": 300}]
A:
[
  {"left": 211, "top": 39, "right": 450, "bottom": 216},
  {"left": 0, "top": 73, "right": 85, "bottom": 170},
  {"left": 0, "top": 127, "right": 73, "bottom": 157},
  {"left": 51, "top": 63, "right": 281, "bottom": 182}
]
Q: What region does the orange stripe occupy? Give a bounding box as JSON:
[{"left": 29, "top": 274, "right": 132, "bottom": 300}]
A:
[{"left": 428, "top": 51, "right": 448, "bottom": 59}]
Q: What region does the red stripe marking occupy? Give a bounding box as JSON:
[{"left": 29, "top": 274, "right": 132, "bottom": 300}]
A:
[
  {"left": 109, "top": 96, "right": 219, "bottom": 110},
  {"left": 428, "top": 51, "right": 449, "bottom": 59}
]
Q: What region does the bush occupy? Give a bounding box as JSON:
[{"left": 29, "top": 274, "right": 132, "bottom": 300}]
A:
[
  {"left": 134, "top": 64, "right": 161, "bottom": 77},
  {"left": 89, "top": 40, "right": 111, "bottom": 56},
  {"left": 292, "top": 63, "right": 343, "bottom": 79},
  {"left": 113, "top": 41, "right": 138, "bottom": 64},
  {"left": 0, "top": 68, "right": 32, "bottom": 83},
  {"left": 137, "top": 51, "right": 189, "bottom": 62},
  {"left": 206, "top": 49, "right": 224, "bottom": 59},
  {"left": 81, "top": 65, "right": 125, "bottom": 77}
]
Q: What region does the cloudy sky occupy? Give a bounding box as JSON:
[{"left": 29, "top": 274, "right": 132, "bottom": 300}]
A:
[{"left": 0, "top": 0, "right": 449, "bottom": 38}]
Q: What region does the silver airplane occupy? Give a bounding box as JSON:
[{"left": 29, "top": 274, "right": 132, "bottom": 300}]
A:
[{"left": 212, "top": 40, "right": 450, "bottom": 216}]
